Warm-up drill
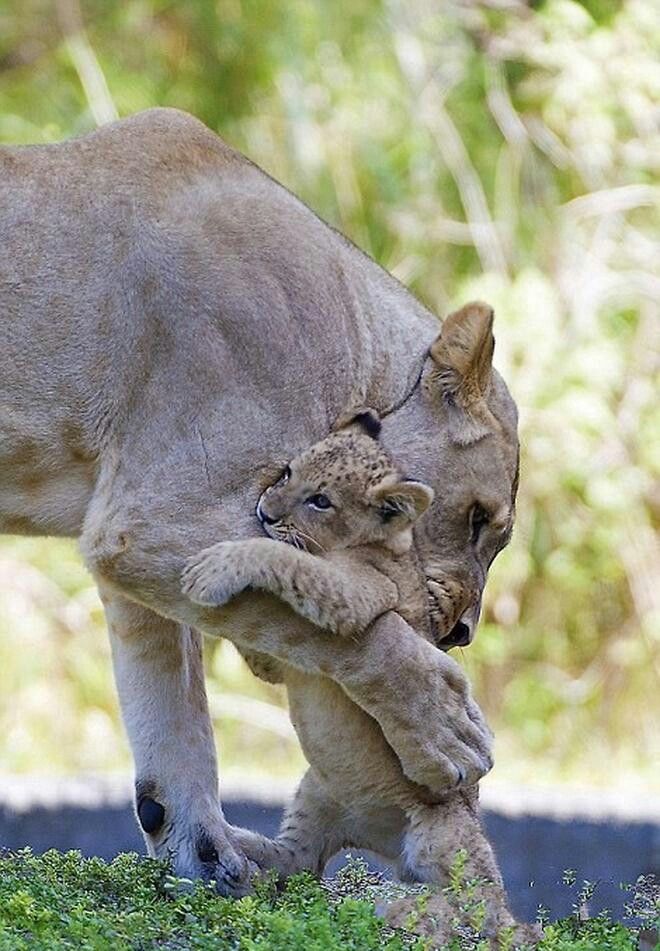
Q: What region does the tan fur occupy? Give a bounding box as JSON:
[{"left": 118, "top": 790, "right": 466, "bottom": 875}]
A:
[
  {"left": 182, "top": 421, "right": 433, "bottom": 637},
  {"left": 1, "top": 111, "right": 519, "bottom": 893},
  {"left": 183, "top": 424, "right": 536, "bottom": 946}
]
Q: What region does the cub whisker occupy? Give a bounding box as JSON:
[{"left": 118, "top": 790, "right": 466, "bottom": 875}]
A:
[{"left": 294, "top": 528, "right": 326, "bottom": 554}]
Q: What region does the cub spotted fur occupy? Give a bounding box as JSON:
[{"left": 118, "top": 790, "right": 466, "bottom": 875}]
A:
[
  {"left": 182, "top": 415, "right": 538, "bottom": 948},
  {"left": 182, "top": 410, "right": 434, "bottom": 640}
]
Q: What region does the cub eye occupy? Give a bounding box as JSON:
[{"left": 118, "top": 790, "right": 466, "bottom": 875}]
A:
[
  {"left": 470, "top": 503, "right": 490, "bottom": 543},
  {"left": 305, "top": 493, "right": 332, "bottom": 511},
  {"left": 278, "top": 465, "right": 291, "bottom": 485}
]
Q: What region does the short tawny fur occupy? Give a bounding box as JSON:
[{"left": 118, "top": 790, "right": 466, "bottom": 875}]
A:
[{"left": 1, "top": 110, "right": 519, "bottom": 896}]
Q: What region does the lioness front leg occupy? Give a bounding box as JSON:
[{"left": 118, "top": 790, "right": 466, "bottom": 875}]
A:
[
  {"left": 84, "top": 501, "right": 492, "bottom": 793},
  {"left": 182, "top": 538, "right": 398, "bottom": 636},
  {"left": 216, "top": 596, "right": 493, "bottom": 793},
  {"left": 101, "top": 589, "right": 255, "bottom": 895},
  {"left": 332, "top": 611, "right": 494, "bottom": 792}
]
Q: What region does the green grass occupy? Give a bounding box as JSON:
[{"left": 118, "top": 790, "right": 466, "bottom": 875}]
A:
[{"left": 0, "top": 850, "right": 654, "bottom": 951}]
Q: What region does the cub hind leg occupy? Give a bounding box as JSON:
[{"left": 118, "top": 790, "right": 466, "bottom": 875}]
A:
[
  {"left": 391, "top": 793, "right": 541, "bottom": 947},
  {"left": 231, "top": 767, "right": 406, "bottom": 880},
  {"left": 230, "top": 768, "right": 352, "bottom": 879}
]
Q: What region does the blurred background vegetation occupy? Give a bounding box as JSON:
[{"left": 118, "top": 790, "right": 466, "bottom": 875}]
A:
[{"left": 0, "top": 0, "right": 658, "bottom": 793}]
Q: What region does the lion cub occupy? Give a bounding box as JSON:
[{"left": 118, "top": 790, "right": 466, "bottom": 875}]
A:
[
  {"left": 182, "top": 410, "right": 434, "bottom": 641},
  {"left": 182, "top": 412, "right": 537, "bottom": 946}
]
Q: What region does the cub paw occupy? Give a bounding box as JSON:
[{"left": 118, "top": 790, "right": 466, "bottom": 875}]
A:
[{"left": 181, "top": 543, "right": 250, "bottom": 606}]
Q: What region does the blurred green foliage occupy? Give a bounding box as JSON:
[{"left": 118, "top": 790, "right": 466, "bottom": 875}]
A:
[{"left": 0, "top": 0, "right": 658, "bottom": 789}]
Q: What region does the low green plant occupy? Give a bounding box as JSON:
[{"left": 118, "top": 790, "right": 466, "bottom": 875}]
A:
[
  {"left": 0, "top": 849, "right": 420, "bottom": 951},
  {"left": 0, "top": 850, "right": 654, "bottom": 951}
]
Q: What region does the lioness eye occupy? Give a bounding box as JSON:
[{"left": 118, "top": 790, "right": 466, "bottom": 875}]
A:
[
  {"left": 306, "top": 493, "right": 332, "bottom": 511},
  {"left": 279, "top": 465, "right": 291, "bottom": 484},
  {"left": 470, "top": 503, "right": 490, "bottom": 543}
]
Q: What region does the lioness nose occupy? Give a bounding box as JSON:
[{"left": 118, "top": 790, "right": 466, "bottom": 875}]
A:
[{"left": 438, "top": 619, "right": 471, "bottom": 650}]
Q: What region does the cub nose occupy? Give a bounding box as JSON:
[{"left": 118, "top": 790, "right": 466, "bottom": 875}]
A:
[{"left": 256, "top": 499, "right": 278, "bottom": 525}]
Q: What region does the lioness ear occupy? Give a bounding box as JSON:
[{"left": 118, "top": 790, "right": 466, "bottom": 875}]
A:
[
  {"left": 429, "top": 301, "right": 497, "bottom": 444},
  {"left": 431, "top": 301, "right": 494, "bottom": 405},
  {"left": 369, "top": 480, "right": 434, "bottom": 527}
]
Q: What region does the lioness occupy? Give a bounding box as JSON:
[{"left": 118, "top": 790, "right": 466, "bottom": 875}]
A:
[
  {"left": 181, "top": 408, "right": 537, "bottom": 947},
  {"left": 1, "top": 109, "right": 519, "bottom": 894}
]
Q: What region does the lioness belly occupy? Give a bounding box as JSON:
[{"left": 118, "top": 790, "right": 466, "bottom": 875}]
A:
[
  {"left": 0, "top": 428, "right": 96, "bottom": 536},
  {"left": 0, "top": 470, "right": 94, "bottom": 536}
]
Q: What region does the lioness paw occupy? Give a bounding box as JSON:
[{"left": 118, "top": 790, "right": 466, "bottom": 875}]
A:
[{"left": 181, "top": 543, "right": 250, "bottom": 606}]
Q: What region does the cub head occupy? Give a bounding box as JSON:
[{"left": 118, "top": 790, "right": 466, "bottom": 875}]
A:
[{"left": 256, "top": 410, "right": 434, "bottom": 555}]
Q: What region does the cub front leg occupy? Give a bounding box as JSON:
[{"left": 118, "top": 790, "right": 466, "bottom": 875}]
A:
[
  {"left": 182, "top": 538, "right": 397, "bottom": 635},
  {"left": 181, "top": 539, "right": 260, "bottom": 606}
]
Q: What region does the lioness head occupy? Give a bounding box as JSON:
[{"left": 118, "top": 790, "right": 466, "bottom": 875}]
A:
[
  {"left": 256, "top": 412, "right": 434, "bottom": 556},
  {"left": 379, "top": 301, "right": 519, "bottom": 650}
]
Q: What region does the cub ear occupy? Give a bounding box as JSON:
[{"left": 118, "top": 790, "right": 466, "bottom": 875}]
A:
[
  {"left": 334, "top": 406, "right": 381, "bottom": 439},
  {"left": 429, "top": 301, "right": 497, "bottom": 444},
  {"left": 352, "top": 408, "right": 381, "bottom": 439},
  {"left": 369, "top": 479, "right": 434, "bottom": 527}
]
